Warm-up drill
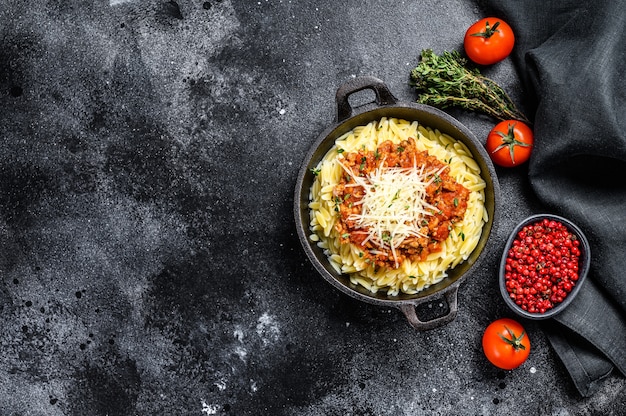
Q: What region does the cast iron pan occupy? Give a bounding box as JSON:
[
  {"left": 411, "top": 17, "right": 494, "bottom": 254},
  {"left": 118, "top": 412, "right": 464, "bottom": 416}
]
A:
[{"left": 294, "top": 76, "right": 500, "bottom": 330}]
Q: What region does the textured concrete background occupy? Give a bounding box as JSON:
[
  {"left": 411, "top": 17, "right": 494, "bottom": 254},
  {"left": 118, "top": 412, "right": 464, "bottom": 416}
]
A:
[{"left": 0, "top": 0, "right": 624, "bottom": 415}]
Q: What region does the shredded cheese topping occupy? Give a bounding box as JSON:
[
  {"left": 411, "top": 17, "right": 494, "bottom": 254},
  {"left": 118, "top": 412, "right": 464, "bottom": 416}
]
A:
[{"left": 339, "top": 158, "right": 446, "bottom": 267}]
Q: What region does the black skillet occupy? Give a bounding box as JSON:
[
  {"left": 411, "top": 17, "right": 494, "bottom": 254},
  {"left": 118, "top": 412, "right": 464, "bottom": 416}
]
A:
[{"left": 294, "top": 76, "right": 500, "bottom": 330}]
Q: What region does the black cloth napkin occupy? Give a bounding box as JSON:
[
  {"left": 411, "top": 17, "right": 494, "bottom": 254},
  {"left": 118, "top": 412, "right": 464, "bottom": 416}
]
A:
[{"left": 481, "top": 0, "right": 626, "bottom": 397}]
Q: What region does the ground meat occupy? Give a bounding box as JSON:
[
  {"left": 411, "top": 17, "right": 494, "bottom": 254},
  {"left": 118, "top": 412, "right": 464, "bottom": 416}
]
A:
[{"left": 333, "top": 137, "right": 470, "bottom": 268}]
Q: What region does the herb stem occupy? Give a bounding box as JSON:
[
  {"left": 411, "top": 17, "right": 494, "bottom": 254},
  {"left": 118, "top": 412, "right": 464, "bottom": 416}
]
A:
[{"left": 409, "top": 49, "right": 530, "bottom": 124}]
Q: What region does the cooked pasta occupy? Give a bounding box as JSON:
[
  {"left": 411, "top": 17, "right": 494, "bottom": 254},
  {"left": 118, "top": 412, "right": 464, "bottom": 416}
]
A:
[{"left": 308, "top": 117, "right": 487, "bottom": 296}]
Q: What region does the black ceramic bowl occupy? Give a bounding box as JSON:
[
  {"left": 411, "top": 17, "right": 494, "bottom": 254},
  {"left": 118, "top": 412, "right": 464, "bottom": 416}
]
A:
[{"left": 499, "top": 214, "right": 591, "bottom": 320}]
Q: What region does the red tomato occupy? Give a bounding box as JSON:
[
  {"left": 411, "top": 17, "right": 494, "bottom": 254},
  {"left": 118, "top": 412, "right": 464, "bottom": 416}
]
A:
[
  {"left": 485, "top": 120, "right": 533, "bottom": 167},
  {"left": 464, "top": 17, "right": 515, "bottom": 65},
  {"left": 482, "top": 318, "right": 530, "bottom": 370}
]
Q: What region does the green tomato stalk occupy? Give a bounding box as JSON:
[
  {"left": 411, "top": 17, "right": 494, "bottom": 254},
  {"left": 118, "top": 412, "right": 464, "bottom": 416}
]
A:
[{"left": 500, "top": 325, "right": 527, "bottom": 351}]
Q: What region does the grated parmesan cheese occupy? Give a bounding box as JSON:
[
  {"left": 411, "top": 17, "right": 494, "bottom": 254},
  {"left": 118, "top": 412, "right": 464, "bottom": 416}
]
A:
[{"left": 339, "top": 158, "right": 446, "bottom": 267}]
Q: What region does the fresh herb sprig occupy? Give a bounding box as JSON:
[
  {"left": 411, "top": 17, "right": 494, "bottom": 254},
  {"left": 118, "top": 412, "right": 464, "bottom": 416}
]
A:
[{"left": 409, "top": 49, "right": 530, "bottom": 124}]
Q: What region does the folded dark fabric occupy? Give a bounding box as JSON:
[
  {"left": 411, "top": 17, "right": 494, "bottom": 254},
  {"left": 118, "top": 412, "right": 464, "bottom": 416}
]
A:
[{"left": 480, "top": 0, "right": 626, "bottom": 396}]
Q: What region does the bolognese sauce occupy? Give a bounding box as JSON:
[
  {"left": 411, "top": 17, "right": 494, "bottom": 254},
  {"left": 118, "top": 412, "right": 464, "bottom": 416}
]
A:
[{"left": 333, "top": 137, "right": 469, "bottom": 268}]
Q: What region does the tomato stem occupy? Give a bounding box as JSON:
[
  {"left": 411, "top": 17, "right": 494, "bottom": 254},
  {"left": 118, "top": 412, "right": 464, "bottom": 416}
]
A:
[
  {"left": 492, "top": 122, "right": 531, "bottom": 164},
  {"left": 499, "top": 325, "right": 527, "bottom": 351},
  {"left": 470, "top": 21, "right": 500, "bottom": 39}
]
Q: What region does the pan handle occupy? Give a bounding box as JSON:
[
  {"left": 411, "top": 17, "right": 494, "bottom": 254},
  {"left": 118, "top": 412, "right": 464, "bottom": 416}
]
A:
[
  {"left": 398, "top": 282, "right": 460, "bottom": 331},
  {"left": 335, "top": 76, "right": 398, "bottom": 122}
]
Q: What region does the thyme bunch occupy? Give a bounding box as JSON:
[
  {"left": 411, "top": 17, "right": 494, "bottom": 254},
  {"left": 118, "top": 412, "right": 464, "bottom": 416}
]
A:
[{"left": 409, "top": 49, "right": 530, "bottom": 124}]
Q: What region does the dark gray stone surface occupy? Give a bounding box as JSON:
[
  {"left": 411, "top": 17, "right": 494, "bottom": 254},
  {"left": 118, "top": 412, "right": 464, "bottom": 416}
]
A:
[{"left": 0, "top": 0, "right": 624, "bottom": 415}]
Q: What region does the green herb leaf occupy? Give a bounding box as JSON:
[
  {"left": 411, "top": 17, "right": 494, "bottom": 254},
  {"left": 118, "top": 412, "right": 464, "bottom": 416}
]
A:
[{"left": 409, "top": 49, "right": 530, "bottom": 124}]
